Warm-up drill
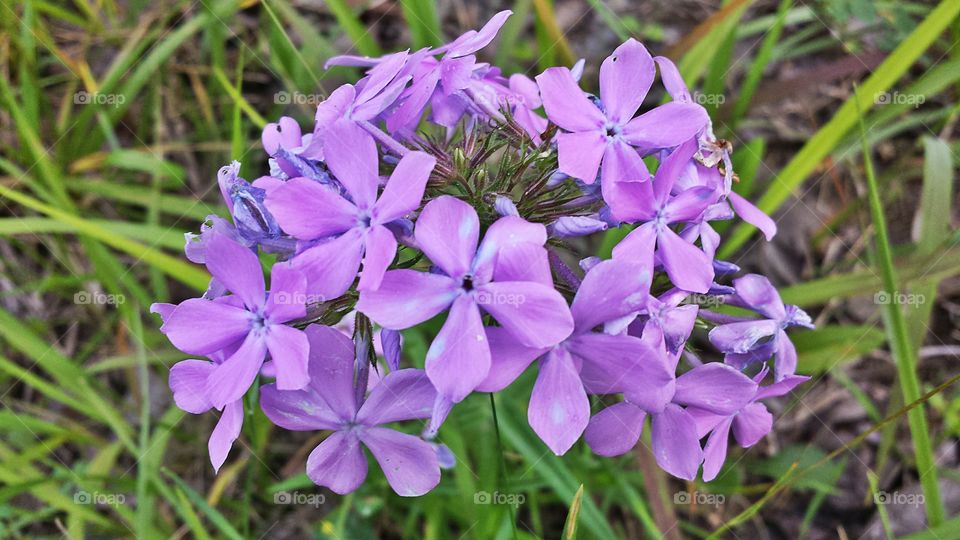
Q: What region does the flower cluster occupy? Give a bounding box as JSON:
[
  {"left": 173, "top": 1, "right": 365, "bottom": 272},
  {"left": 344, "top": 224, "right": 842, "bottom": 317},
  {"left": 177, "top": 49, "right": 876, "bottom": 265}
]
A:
[{"left": 152, "top": 11, "right": 812, "bottom": 495}]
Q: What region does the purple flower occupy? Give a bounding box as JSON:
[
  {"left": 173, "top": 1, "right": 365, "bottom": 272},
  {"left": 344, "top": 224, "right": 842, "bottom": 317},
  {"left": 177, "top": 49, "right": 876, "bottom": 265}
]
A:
[
  {"left": 708, "top": 274, "right": 813, "bottom": 380},
  {"left": 260, "top": 325, "right": 441, "bottom": 496},
  {"left": 475, "top": 258, "right": 674, "bottom": 455},
  {"left": 688, "top": 368, "right": 809, "bottom": 481},
  {"left": 265, "top": 121, "right": 435, "bottom": 297},
  {"left": 154, "top": 232, "right": 310, "bottom": 408},
  {"left": 585, "top": 362, "right": 757, "bottom": 480},
  {"left": 356, "top": 196, "right": 574, "bottom": 411},
  {"left": 607, "top": 139, "right": 718, "bottom": 293},
  {"left": 535, "top": 39, "right": 708, "bottom": 185}
]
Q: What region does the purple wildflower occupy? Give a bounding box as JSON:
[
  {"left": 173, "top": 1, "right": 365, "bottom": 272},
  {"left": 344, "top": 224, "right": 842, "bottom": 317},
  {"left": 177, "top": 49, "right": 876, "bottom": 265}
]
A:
[
  {"left": 708, "top": 274, "right": 814, "bottom": 380},
  {"left": 260, "top": 325, "right": 440, "bottom": 496},
  {"left": 154, "top": 232, "right": 310, "bottom": 408},
  {"left": 265, "top": 121, "right": 435, "bottom": 297},
  {"left": 356, "top": 196, "right": 574, "bottom": 415},
  {"left": 536, "top": 39, "right": 708, "bottom": 184},
  {"left": 606, "top": 138, "right": 718, "bottom": 293}
]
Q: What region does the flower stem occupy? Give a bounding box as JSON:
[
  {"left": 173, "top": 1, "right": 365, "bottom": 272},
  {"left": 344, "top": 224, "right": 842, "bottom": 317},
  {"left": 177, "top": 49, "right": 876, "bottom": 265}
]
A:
[
  {"left": 358, "top": 119, "right": 409, "bottom": 157},
  {"left": 489, "top": 393, "right": 519, "bottom": 540}
]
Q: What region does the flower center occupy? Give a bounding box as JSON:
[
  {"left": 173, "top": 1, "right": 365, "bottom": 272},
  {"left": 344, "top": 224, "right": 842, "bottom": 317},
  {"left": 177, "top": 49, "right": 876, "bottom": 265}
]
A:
[{"left": 460, "top": 274, "right": 475, "bottom": 291}]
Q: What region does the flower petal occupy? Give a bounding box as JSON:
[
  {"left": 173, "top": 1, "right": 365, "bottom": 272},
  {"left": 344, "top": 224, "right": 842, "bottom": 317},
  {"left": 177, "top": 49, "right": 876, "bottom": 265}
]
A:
[
  {"left": 732, "top": 274, "right": 785, "bottom": 320},
  {"left": 209, "top": 400, "right": 243, "bottom": 473},
  {"left": 289, "top": 228, "right": 365, "bottom": 300},
  {"left": 359, "top": 427, "right": 440, "bottom": 496},
  {"left": 475, "top": 326, "right": 547, "bottom": 393},
  {"left": 323, "top": 121, "right": 379, "bottom": 208},
  {"left": 473, "top": 216, "right": 548, "bottom": 283},
  {"left": 264, "top": 178, "right": 358, "bottom": 240},
  {"left": 557, "top": 131, "right": 606, "bottom": 184},
  {"left": 584, "top": 402, "right": 646, "bottom": 457},
  {"left": 306, "top": 431, "right": 368, "bottom": 495},
  {"left": 657, "top": 227, "right": 714, "bottom": 294},
  {"left": 160, "top": 298, "right": 251, "bottom": 355},
  {"left": 265, "top": 324, "right": 310, "bottom": 391},
  {"left": 414, "top": 196, "right": 479, "bottom": 279},
  {"left": 204, "top": 233, "right": 265, "bottom": 310},
  {"left": 356, "top": 369, "right": 437, "bottom": 425},
  {"left": 651, "top": 404, "right": 702, "bottom": 481},
  {"left": 535, "top": 67, "right": 605, "bottom": 132},
  {"left": 304, "top": 324, "right": 359, "bottom": 421},
  {"left": 599, "top": 38, "right": 655, "bottom": 124},
  {"left": 708, "top": 319, "right": 780, "bottom": 354},
  {"left": 356, "top": 270, "right": 458, "bottom": 329},
  {"left": 701, "top": 416, "right": 733, "bottom": 482},
  {"left": 673, "top": 363, "right": 757, "bottom": 414},
  {"left": 205, "top": 332, "right": 267, "bottom": 408},
  {"left": 476, "top": 281, "right": 574, "bottom": 348},
  {"left": 729, "top": 192, "right": 777, "bottom": 241},
  {"left": 169, "top": 359, "right": 215, "bottom": 414},
  {"left": 357, "top": 225, "right": 398, "bottom": 291},
  {"left": 732, "top": 402, "right": 772, "bottom": 447},
  {"left": 601, "top": 139, "right": 650, "bottom": 184},
  {"left": 372, "top": 151, "right": 436, "bottom": 224},
  {"left": 263, "top": 264, "right": 308, "bottom": 323},
  {"left": 622, "top": 102, "right": 708, "bottom": 150},
  {"left": 425, "top": 295, "right": 489, "bottom": 402},
  {"left": 259, "top": 383, "right": 344, "bottom": 431},
  {"left": 570, "top": 258, "right": 650, "bottom": 332},
  {"left": 571, "top": 333, "right": 673, "bottom": 399},
  {"left": 528, "top": 348, "right": 590, "bottom": 455}
]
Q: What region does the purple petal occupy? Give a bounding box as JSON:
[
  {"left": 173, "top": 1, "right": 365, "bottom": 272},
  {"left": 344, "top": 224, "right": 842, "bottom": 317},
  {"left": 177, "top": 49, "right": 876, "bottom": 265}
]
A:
[
  {"left": 622, "top": 102, "right": 708, "bottom": 150},
  {"left": 356, "top": 270, "right": 458, "bottom": 329},
  {"left": 304, "top": 325, "right": 359, "bottom": 420},
  {"left": 701, "top": 416, "right": 733, "bottom": 482},
  {"left": 355, "top": 51, "right": 408, "bottom": 104},
  {"left": 673, "top": 363, "right": 757, "bottom": 414},
  {"left": 204, "top": 233, "right": 265, "bottom": 310},
  {"left": 651, "top": 404, "right": 703, "bottom": 480},
  {"left": 528, "top": 348, "right": 590, "bottom": 455},
  {"left": 209, "top": 400, "right": 243, "bottom": 473},
  {"left": 261, "top": 117, "right": 302, "bottom": 157},
  {"left": 601, "top": 139, "right": 650, "bottom": 183},
  {"left": 654, "top": 56, "right": 691, "bottom": 102},
  {"left": 535, "top": 67, "right": 605, "bottom": 132},
  {"left": 356, "top": 369, "right": 437, "bottom": 425},
  {"left": 425, "top": 295, "right": 490, "bottom": 402},
  {"left": 732, "top": 402, "right": 772, "bottom": 447},
  {"left": 476, "top": 281, "right": 574, "bottom": 348},
  {"left": 660, "top": 304, "right": 700, "bottom": 355},
  {"left": 602, "top": 176, "right": 658, "bottom": 223},
  {"left": 475, "top": 326, "right": 547, "bottom": 393},
  {"left": 447, "top": 10, "right": 512, "bottom": 57},
  {"left": 359, "top": 427, "right": 440, "bottom": 496},
  {"left": 571, "top": 333, "right": 673, "bottom": 399},
  {"left": 584, "top": 402, "right": 646, "bottom": 457},
  {"left": 729, "top": 192, "right": 777, "bottom": 241},
  {"left": 264, "top": 178, "right": 358, "bottom": 240},
  {"left": 289, "top": 228, "right": 365, "bottom": 300},
  {"left": 387, "top": 69, "right": 440, "bottom": 134},
  {"left": 169, "top": 359, "right": 215, "bottom": 414},
  {"left": 205, "top": 332, "right": 267, "bottom": 408},
  {"left": 259, "top": 383, "right": 344, "bottom": 431},
  {"left": 381, "top": 328, "right": 403, "bottom": 371},
  {"left": 306, "top": 431, "right": 368, "bottom": 495},
  {"left": 323, "top": 122, "right": 379, "bottom": 208},
  {"left": 484, "top": 242, "right": 553, "bottom": 287},
  {"left": 557, "top": 131, "right": 606, "bottom": 184},
  {"left": 611, "top": 222, "right": 657, "bottom": 273},
  {"left": 473, "top": 216, "right": 548, "bottom": 283},
  {"left": 774, "top": 329, "right": 798, "bottom": 382},
  {"left": 372, "top": 151, "right": 436, "bottom": 224},
  {"left": 708, "top": 319, "right": 780, "bottom": 354},
  {"left": 663, "top": 187, "right": 717, "bottom": 223},
  {"left": 265, "top": 325, "right": 310, "bottom": 391},
  {"left": 160, "top": 299, "right": 251, "bottom": 355},
  {"left": 732, "top": 274, "right": 785, "bottom": 320},
  {"left": 571, "top": 258, "right": 650, "bottom": 332},
  {"left": 657, "top": 227, "right": 714, "bottom": 294},
  {"left": 754, "top": 375, "right": 809, "bottom": 400},
  {"left": 358, "top": 225, "right": 398, "bottom": 292},
  {"left": 600, "top": 39, "right": 655, "bottom": 124},
  {"left": 653, "top": 138, "right": 700, "bottom": 204},
  {"left": 263, "top": 264, "right": 308, "bottom": 323},
  {"left": 414, "top": 196, "right": 479, "bottom": 279}
]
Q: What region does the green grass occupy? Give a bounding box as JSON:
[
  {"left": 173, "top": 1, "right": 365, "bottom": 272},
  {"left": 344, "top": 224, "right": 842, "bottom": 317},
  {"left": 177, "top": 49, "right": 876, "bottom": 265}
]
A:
[{"left": 0, "top": 1, "right": 958, "bottom": 538}]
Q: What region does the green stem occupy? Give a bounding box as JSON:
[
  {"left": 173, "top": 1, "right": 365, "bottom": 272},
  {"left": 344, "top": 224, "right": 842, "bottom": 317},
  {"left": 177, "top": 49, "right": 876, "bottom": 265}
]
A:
[
  {"left": 856, "top": 88, "right": 944, "bottom": 526},
  {"left": 489, "top": 393, "right": 519, "bottom": 540}
]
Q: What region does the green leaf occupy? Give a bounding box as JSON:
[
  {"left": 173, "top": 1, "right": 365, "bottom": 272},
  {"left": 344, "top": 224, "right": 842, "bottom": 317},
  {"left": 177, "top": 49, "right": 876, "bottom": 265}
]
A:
[{"left": 793, "top": 325, "right": 887, "bottom": 374}]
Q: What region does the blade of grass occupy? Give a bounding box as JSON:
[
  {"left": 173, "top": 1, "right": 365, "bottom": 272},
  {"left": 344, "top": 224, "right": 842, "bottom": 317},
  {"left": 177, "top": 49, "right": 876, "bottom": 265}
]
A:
[
  {"left": 856, "top": 94, "right": 944, "bottom": 526},
  {"left": 399, "top": 0, "right": 442, "bottom": 49},
  {"left": 320, "top": 0, "right": 381, "bottom": 57},
  {"left": 531, "top": 0, "right": 576, "bottom": 68},
  {"left": 721, "top": 0, "right": 960, "bottom": 257}
]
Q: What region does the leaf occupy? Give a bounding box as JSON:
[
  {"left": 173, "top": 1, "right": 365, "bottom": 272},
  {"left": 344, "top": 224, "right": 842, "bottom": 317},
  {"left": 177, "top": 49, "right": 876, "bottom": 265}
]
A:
[
  {"left": 793, "top": 325, "right": 887, "bottom": 374},
  {"left": 562, "top": 484, "right": 584, "bottom": 540}
]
